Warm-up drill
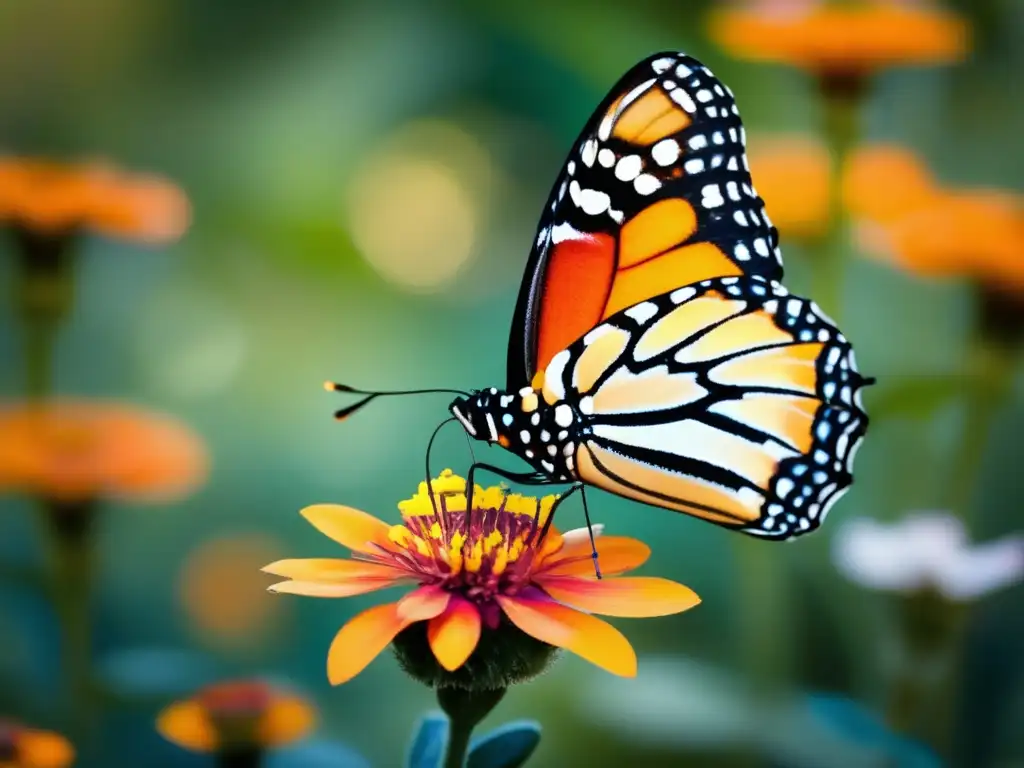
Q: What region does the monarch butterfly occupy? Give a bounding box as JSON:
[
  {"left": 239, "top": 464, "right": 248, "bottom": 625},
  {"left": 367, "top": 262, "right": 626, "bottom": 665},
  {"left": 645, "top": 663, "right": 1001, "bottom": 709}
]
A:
[{"left": 331, "top": 51, "right": 873, "bottom": 544}]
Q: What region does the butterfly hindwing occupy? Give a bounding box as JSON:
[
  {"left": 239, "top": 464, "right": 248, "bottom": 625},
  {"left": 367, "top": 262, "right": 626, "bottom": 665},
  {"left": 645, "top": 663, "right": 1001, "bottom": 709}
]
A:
[
  {"left": 507, "top": 52, "right": 783, "bottom": 391},
  {"left": 537, "top": 276, "right": 870, "bottom": 539}
]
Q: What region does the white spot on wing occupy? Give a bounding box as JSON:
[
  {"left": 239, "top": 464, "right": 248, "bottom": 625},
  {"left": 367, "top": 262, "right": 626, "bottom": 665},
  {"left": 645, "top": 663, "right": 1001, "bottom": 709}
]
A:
[{"left": 624, "top": 301, "right": 660, "bottom": 325}]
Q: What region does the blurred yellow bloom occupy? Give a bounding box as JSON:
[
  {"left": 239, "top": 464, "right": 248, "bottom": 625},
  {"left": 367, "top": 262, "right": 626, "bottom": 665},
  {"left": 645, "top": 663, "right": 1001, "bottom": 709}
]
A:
[
  {"left": 858, "top": 190, "right": 1024, "bottom": 289},
  {"left": 0, "top": 720, "right": 74, "bottom": 768},
  {"left": 709, "top": 1, "right": 968, "bottom": 82},
  {"left": 0, "top": 157, "right": 190, "bottom": 243},
  {"left": 842, "top": 144, "right": 939, "bottom": 223},
  {"left": 0, "top": 399, "right": 208, "bottom": 503},
  {"left": 157, "top": 680, "right": 315, "bottom": 753},
  {"left": 264, "top": 470, "right": 700, "bottom": 686},
  {"left": 748, "top": 135, "right": 831, "bottom": 239},
  {"left": 179, "top": 534, "right": 286, "bottom": 649}
]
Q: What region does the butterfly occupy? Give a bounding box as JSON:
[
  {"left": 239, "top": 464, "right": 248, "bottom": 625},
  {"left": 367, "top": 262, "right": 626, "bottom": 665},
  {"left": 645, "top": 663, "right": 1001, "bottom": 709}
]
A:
[{"left": 331, "top": 51, "right": 873, "bottom": 542}]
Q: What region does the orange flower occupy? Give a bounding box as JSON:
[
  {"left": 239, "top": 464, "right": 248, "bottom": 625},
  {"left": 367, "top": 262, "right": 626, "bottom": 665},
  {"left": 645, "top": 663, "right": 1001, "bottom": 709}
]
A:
[
  {"left": 264, "top": 470, "right": 700, "bottom": 686},
  {"left": 0, "top": 399, "right": 208, "bottom": 503},
  {"left": 0, "top": 720, "right": 74, "bottom": 768},
  {"left": 179, "top": 534, "right": 286, "bottom": 649},
  {"left": 842, "top": 144, "right": 939, "bottom": 223},
  {"left": 0, "top": 157, "right": 190, "bottom": 243},
  {"left": 858, "top": 190, "right": 1024, "bottom": 289},
  {"left": 709, "top": 1, "right": 968, "bottom": 83},
  {"left": 157, "top": 680, "right": 315, "bottom": 754},
  {"left": 748, "top": 135, "right": 831, "bottom": 240}
]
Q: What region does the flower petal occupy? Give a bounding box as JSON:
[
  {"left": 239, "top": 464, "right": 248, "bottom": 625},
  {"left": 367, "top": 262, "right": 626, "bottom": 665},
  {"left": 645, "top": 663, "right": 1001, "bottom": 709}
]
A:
[
  {"left": 327, "top": 602, "right": 410, "bottom": 685},
  {"left": 539, "top": 536, "right": 651, "bottom": 578},
  {"left": 262, "top": 558, "right": 406, "bottom": 582},
  {"left": 156, "top": 700, "right": 218, "bottom": 752},
  {"left": 256, "top": 693, "right": 317, "bottom": 748},
  {"left": 300, "top": 504, "right": 397, "bottom": 554},
  {"left": 397, "top": 584, "right": 451, "bottom": 622},
  {"left": 428, "top": 597, "right": 482, "bottom": 671},
  {"left": 497, "top": 595, "right": 636, "bottom": 677},
  {"left": 17, "top": 728, "right": 77, "bottom": 768},
  {"left": 268, "top": 579, "right": 402, "bottom": 598},
  {"left": 538, "top": 576, "right": 700, "bottom": 617}
]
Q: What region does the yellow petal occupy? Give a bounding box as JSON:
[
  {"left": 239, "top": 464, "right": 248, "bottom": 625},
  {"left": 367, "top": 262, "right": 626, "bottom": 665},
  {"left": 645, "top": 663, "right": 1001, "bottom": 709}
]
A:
[
  {"left": 538, "top": 536, "right": 651, "bottom": 578},
  {"left": 262, "top": 558, "right": 406, "bottom": 581},
  {"left": 327, "top": 602, "right": 410, "bottom": 685},
  {"left": 156, "top": 700, "right": 218, "bottom": 752},
  {"left": 15, "top": 729, "right": 76, "bottom": 768},
  {"left": 497, "top": 595, "right": 637, "bottom": 677},
  {"left": 537, "top": 576, "right": 701, "bottom": 617},
  {"left": 427, "top": 597, "right": 482, "bottom": 671},
  {"left": 256, "top": 693, "right": 317, "bottom": 747},
  {"left": 268, "top": 579, "right": 401, "bottom": 598},
  {"left": 397, "top": 585, "right": 451, "bottom": 622},
  {"left": 300, "top": 504, "right": 397, "bottom": 554}
]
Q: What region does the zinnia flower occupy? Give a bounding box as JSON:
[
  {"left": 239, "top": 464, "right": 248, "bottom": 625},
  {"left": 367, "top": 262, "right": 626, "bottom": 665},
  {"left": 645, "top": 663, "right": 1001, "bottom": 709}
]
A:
[
  {"left": 264, "top": 470, "right": 700, "bottom": 688},
  {"left": 833, "top": 512, "right": 1024, "bottom": 600},
  {"left": 0, "top": 399, "right": 209, "bottom": 507},
  {"left": 0, "top": 157, "right": 189, "bottom": 244},
  {"left": 157, "top": 680, "right": 316, "bottom": 756},
  {"left": 0, "top": 720, "right": 74, "bottom": 768},
  {"left": 709, "top": 0, "right": 969, "bottom": 94},
  {"left": 748, "top": 135, "right": 831, "bottom": 240},
  {"left": 841, "top": 144, "right": 939, "bottom": 224}
]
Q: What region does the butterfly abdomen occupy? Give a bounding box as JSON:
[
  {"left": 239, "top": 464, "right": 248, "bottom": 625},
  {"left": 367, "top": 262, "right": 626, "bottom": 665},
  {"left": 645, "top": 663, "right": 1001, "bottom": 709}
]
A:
[{"left": 449, "top": 388, "right": 581, "bottom": 482}]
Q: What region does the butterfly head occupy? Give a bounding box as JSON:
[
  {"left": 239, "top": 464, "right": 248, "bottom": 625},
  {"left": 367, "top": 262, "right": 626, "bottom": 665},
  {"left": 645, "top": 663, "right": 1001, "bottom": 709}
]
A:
[{"left": 449, "top": 388, "right": 510, "bottom": 447}]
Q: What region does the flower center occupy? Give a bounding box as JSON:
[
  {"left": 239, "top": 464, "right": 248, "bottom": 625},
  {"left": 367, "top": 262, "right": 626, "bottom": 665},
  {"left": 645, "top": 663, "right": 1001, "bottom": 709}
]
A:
[{"left": 388, "top": 498, "right": 545, "bottom": 601}]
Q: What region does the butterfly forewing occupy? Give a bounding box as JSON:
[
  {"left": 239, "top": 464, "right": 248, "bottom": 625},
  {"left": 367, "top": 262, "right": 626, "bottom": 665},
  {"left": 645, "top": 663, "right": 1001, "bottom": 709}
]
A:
[
  {"left": 507, "top": 52, "right": 783, "bottom": 391},
  {"left": 538, "top": 276, "right": 869, "bottom": 539}
]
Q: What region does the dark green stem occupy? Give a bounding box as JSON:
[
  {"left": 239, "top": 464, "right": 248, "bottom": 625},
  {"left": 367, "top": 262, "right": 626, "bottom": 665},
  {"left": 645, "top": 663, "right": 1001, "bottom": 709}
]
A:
[
  {"left": 437, "top": 687, "right": 506, "bottom": 768},
  {"left": 734, "top": 537, "right": 790, "bottom": 693},
  {"left": 216, "top": 748, "right": 264, "bottom": 768},
  {"left": 815, "top": 80, "right": 864, "bottom": 324},
  {"left": 45, "top": 500, "right": 98, "bottom": 750}
]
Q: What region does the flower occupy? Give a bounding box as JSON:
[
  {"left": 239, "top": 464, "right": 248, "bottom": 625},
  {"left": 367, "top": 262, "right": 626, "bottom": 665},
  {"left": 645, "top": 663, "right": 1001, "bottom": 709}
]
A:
[
  {"left": 856, "top": 189, "right": 1024, "bottom": 290},
  {"left": 0, "top": 399, "right": 209, "bottom": 504},
  {"left": 264, "top": 470, "right": 700, "bottom": 687},
  {"left": 0, "top": 720, "right": 74, "bottom": 768},
  {"left": 842, "top": 144, "right": 939, "bottom": 224},
  {"left": 709, "top": 1, "right": 969, "bottom": 90},
  {"left": 157, "top": 679, "right": 316, "bottom": 754},
  {"left": 833, "top": 512, "right": 1024, "bottom": 600},
  {"left": 748, "top": 135, "right": 831, "bottom": 240},
  {"left": 179, "top": 534, "right": 286, "bottom": 650},
  {"left": 0, "top": 157, "right": 190, "bottom": 243}
]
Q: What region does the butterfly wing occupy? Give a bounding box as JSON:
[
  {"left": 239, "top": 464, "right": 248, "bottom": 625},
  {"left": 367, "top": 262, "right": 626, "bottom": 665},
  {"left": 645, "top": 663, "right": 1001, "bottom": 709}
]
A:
[
  {"left": 538, "top": 276, "right": 871, "bottom": 539},
  {"left": 507, "top": 51, "right": 783, "bottom": 391}
]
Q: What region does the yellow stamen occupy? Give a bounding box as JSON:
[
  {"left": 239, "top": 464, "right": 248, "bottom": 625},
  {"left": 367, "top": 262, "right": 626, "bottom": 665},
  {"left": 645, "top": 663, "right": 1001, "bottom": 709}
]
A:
[
  {"left": 388, "top": 525, "right": 413, "bottom": 547},
  {"left": 484, "top": 530, "right": 503, "bottom": 551},
  {"left": 465, "top": 540, "right": 484, "bottom": 573},
  {"left": 429, "top": 522, "right": 443, "bottom": 539},
  {"left": 491, "top": 546, "right": 509, "bottom": 576}
]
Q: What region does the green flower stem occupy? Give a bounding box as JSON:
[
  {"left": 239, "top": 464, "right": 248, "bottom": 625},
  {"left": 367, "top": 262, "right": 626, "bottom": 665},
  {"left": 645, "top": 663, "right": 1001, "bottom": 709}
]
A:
[
  {"left": 945, "top": 336, "right": 1015, "bottom": 526},
  {"left": 216, "top": 749, "right": 264, "bottom": 768},
  {"left": 735, "top": 538, "right": 791, "bottom": 693},
  {"left": 11, "top": 227, "right": 76, "bottom": 400},
  {"left": 437, "top": 687, "right": 506, "bottom": 768},
  {"left": 45, "top": 501, "right": 98, "bottom": 750},
  {"left": 816, "top": 83, "right": 863, "bottom": 323}
]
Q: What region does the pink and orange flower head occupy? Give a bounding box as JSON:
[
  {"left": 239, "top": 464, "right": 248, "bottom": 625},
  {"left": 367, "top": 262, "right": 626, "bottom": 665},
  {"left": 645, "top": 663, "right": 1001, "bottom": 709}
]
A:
[
  {"left": 0, "top": 720, "right": 74, "bottom": 768},
  {"left": 264, "top": 470, "right": 701, "bottom": 690}
]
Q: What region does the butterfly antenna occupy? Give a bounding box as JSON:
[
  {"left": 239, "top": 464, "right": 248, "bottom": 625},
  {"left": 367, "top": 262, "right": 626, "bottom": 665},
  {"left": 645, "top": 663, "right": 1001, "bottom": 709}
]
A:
[
  {"left": 324, "top": 381, "right": 469, "bottom": 422},
  {"left": 424, "top": 417, "right": 457, "bottom": 530}
]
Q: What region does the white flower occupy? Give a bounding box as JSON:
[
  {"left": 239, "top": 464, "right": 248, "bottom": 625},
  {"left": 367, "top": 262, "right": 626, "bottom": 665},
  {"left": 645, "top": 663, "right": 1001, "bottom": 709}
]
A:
[{"left": 833, "top": 512, "right": 1024, "bottom": 600}]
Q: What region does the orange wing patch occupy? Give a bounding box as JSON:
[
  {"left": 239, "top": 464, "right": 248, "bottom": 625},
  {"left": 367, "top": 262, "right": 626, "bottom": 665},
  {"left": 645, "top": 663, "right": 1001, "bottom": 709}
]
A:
[
  {"left": 577, "top": 443, "right": 761, "bottom": 524},
  {"left": 633, "top": 291, "right": 746, "bottom": 362},
  {"left": 572, "top": 326, "right": 631, "bottom": 394},
  {"left": 591, "top": 366, "right": 707, "bottom": 415},
  {"left": 709, "top": 343, "right": 822, "bottom": 394},
  {"left": 535, "top": 234, "right": 617, "bottom": 373},
  {"left": 710, "top": 394, "right": 819, "bottom": 454},
  {"left": 610, "top": 89, "right": 692, "bottom": 145},
  {"left": 619, "top": 198, "right": 697, "bottom": 267},
  {"left": 674, "top": 308, "right": 793, "bottom": 364},
  {"left": 605, "top": 242, "right": 741, "bottom": 319}
]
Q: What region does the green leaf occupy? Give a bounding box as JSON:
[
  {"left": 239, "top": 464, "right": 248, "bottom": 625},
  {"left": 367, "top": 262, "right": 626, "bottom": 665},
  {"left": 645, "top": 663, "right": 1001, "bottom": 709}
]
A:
[
  {"left": 406, "top": 713, "right": 449, "bottom": 768},
  {"left": 468, "top": 721, "right": 542, "bottom": 768}
]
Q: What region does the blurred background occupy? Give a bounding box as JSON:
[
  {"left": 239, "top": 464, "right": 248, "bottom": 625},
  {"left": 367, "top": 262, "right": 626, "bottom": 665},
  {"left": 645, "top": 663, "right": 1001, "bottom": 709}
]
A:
[{"left": 1, "top": 0, "right": 1022, "bottom": 766}]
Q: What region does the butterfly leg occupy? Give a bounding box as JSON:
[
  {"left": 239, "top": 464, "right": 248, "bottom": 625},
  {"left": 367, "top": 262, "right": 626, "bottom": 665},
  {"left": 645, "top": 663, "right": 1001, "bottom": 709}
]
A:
[{"left": 463, "top": 461, "right": 557, "bottom": 516}]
